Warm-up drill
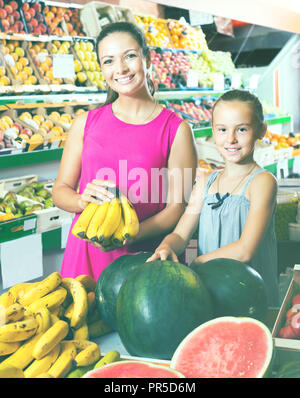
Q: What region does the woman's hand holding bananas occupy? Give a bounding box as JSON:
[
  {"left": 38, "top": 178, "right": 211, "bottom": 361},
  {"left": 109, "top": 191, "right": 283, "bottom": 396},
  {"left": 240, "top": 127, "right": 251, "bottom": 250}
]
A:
[
  {"left": 78, "top": 179, "right": 116, "bottom": 210},
  {"left": 72, "top": 181, "right": 139, "bottom": 251}
]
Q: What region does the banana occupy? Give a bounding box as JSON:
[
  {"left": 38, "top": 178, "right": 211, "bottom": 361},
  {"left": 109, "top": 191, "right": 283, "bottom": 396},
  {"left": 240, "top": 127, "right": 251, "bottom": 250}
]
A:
[
  {"left": 47, "top": 340, "right": 77, "bottom": 378},
  {"left": 70, "top": 339, "right": 101, "bottom": 367},
  {"left": 119, "top": 194, "right": 139, "bottom": 240},
  {"left": 0, "top": 317, "right": 38, "bottom": 342},
  {"left": 85, "top": 201, "right": 110, "bottom": 241},
  {"left": 0, "top": 341, "right": 21, "bottom": 356},
  {"left": 96, "top": 197, "right": 122, "bottom": 246},
  {"left": 51, "top": 306, "right": 65, "bottom": 319},
  {"left": 19, "top": 272, "right": 62, "bottom": 307},
  {"left": 34, "top": 307, "right": 52, "bottom": 334},
  {"left": 4, "top": 303, "right": 25, "bottom": 324},
  {"left": 0, "top": 364, "right": 24, "bottom": 378},
  {"left": 0, "top": 332, "right": 42, "bottom": 370},
  {"left": 111, "top": 215, "right": 125, "bottom": 245},
  {"left": 0, "top": 291, "right": 15, "bottom": 308},
  {"left": 87, "top": 291, "right": 96, "bottom": 319},
  {"left": 63, "top": 302, "right": 74, "bottom": 322},
  {"left": 66, "top": 364, "right": 94, "bottom": 378},
  {"left": 75, "top": 275, "right": 96, "bottom": 292},
  {"left": 9, "top": 282, "right": 39, "bottom": 302},
  {"left": 73, "top": 323, "right": 89, "bottom": 340},
  {"left": 35, "top": 372, "right": 55, "bottom": 378},
  {"left": 26, "top": 286, "right": 67, "bottom": 314},
  {"left": 24, "top": 343, "right": 61, "bottom": 378},
  {"left": 93, "top": 350, "right": 120, "bottom": 369},
  {"left": 50, "top": 313, "right": 60, "bottom": 325},
  {"left": 33, "top": 320, "right": 69, "bottom": 360},
  {"left": 61, "top": 278, "right": 88, "bottom": 329},
  {"left": 88, "top": 319, "right": 112, "bottom": 339},
  {"left": 72, "top": 202, "right": 99, "bottom": 239}
]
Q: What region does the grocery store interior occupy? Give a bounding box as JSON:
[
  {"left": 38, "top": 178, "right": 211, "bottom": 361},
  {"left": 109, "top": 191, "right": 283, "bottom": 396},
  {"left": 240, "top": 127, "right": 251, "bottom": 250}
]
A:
[{"left": 0, "top": 0, "right": 300, "bottom": 305}]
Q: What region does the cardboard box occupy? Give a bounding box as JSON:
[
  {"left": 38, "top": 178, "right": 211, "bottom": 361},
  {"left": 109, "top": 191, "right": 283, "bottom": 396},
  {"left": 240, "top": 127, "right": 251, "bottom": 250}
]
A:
[{"left": 272, "top": 264, "right": 300, "bottom": 351}]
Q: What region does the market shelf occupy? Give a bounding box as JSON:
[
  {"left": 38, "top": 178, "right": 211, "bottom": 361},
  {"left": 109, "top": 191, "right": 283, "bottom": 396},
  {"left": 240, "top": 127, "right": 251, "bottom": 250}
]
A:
[
  {"left": 0, "top": 148, "right": 63, "bottom": 169},
  {"left": 42, "top": 227, "right": 62, "bottom": 251}
]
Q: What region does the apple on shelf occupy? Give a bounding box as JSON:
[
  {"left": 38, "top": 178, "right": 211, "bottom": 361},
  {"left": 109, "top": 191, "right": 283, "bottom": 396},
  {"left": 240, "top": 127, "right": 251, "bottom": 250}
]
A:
[
  {"left": 22, "top": 1, "right": 47, "bottom": 35},
  {"left": 0, "top": 0, "right": 26, "bottom": 34}
]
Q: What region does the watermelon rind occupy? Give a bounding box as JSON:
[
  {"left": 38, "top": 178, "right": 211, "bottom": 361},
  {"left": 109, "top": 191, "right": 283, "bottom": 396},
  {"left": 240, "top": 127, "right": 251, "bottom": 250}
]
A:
[
  {"left": 95, "top": 252, "right": 152, "bottom": 330},
  {"left": 170, "top": 316, "right": 274, "bottom": 378},
  {"left": 116, "top": 260, "right": 214, "bottom": 360},
  {"left": 82, "top": 360, "right": 185, "bottom": 378},
  {"left": 190, "top": 258, "right": 268, "bottom": 322}
]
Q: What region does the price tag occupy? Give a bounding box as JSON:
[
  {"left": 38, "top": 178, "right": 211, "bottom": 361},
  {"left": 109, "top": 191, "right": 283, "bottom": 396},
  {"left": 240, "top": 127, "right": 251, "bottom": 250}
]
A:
[
  {"left": 276, "top": 159, "right": 289, "bottom": 179},
  {"left": 293, "top": 155, "right": 300, "bottom": 174},
  {"left": 231, "top": 73, "right": 242, "bottom": 89},
  {"left": 53, "top": 54, "right": 75, "bottom": 79},
  {"left": 213, "top": 73, "right": 224, "bottom": 91},
  {"left": 186, "top": 69, "right": 199, "bottom": 88},
  {"left": 249, "top": 74, "right": 260, "bottom": 90}
]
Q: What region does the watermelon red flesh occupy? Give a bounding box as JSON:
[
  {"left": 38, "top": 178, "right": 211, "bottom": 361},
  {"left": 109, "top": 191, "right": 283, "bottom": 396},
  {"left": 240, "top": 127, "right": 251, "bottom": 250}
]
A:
[
  {"left": 171, "top": 317, "right": 273, "bottom": 378},
  {"left": 83, "top": 361, "right": 185, "bottom": 378}
]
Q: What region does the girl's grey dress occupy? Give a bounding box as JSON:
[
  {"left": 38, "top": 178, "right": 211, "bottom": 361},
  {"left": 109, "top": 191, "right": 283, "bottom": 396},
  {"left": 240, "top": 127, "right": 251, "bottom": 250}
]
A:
[{"left": 198, "top": 168, "right": 279, "bottom": 307}]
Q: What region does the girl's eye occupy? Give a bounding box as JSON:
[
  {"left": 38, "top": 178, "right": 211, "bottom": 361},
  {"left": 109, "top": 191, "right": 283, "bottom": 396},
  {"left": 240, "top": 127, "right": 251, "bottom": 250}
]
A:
[
  {"left": 217, "top": 128, "right": 226, "bottom": 133},
  {"left": 238, "top": 127, "right": 247, "bottom": 133},
  {"left": 102, "top": 59, "right": 112, "bottom": 65}
]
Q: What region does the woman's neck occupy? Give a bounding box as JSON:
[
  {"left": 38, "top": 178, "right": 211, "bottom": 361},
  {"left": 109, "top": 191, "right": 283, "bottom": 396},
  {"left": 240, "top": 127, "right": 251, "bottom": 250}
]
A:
[{"left": 112, "top": 93, "right": 160, "bottom": 124}]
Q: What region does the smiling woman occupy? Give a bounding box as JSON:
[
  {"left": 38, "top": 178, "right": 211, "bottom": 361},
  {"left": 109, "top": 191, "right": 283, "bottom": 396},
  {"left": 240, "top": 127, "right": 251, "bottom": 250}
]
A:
[{"left": 52, "top": 21, "right": 197, "bottom": 281}]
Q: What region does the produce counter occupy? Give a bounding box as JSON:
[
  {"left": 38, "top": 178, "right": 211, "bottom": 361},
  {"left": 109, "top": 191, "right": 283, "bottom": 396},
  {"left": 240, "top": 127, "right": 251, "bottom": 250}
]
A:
[{"left": 93, "top": 332, "right": 171, "bottom": 365}]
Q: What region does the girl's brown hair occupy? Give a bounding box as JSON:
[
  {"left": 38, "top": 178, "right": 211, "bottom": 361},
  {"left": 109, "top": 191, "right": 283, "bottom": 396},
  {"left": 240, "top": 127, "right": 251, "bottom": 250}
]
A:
[
  {"left": 212, "top": 89, "right": 264, "bottom": 130},
  {"left": 96, "top": 22, "right": 155, "bottom": 106}
]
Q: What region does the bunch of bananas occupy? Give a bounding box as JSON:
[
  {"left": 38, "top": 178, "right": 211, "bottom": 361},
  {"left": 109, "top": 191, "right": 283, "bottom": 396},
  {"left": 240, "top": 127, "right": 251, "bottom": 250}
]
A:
[
  {"left": 0, "top": 272, "right": 118, "bottom": 378},
  {"left": 72, "top": 190, "right": 139, "bottom": 247}
]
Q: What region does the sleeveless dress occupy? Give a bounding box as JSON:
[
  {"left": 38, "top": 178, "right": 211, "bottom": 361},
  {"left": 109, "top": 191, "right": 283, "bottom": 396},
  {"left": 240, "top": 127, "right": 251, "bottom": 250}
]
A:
[
  {"left": 198, "top": 168, "right": 279, "bottom": 307},
  {"left": 60, "top": 103, "right": 183, "bottom": 281}
]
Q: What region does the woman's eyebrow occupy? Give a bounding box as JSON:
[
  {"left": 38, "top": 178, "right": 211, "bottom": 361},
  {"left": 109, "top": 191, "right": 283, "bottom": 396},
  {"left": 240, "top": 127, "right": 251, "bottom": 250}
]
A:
[{"left": 100, "top": 48, "right": 138, "bottom": 61}]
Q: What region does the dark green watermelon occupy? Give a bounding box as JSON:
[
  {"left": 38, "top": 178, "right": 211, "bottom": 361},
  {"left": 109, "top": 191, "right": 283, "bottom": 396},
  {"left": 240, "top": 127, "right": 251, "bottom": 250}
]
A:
[
  {"left": 116, "top": 260, "right": 214, "bottom": 360},
  {"left": 191, "top": 258, "right": 268, "bottom": 322},
  {"left": 95, "top": 252, "right": 152, "bottom": 330}
]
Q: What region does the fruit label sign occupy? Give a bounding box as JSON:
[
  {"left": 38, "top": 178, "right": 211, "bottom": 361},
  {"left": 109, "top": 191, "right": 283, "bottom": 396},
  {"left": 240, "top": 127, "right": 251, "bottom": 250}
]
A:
[
  {"left": 276, "top": 159, "right": 289, "bottom": 179},
  {"left": 53, "top": 54, "right": 75, "bottom": 79},
  {"left": 213, "top": 73, "right": 224, "bottom": 91},
  {"left": 186, "top": 69, "right": 199, "bottom": 88}
]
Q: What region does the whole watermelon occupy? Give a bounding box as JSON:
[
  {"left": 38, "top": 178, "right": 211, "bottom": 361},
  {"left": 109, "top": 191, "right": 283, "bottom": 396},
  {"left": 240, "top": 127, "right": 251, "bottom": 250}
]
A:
[
  {"left": 95, "top": 252, "right": 152, "bottom": 330},
  {"left": 191, "top": 258, "right": 268, "bottom": 322},
  {"left": 116, "top": 260, "right": 214, "bottom": 360}
]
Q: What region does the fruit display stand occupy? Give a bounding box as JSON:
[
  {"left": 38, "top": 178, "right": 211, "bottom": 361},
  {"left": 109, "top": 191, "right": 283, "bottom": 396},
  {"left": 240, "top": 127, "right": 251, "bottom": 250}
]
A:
[{"left": 271, "top": 264, "right": 300, "bottom": 371}]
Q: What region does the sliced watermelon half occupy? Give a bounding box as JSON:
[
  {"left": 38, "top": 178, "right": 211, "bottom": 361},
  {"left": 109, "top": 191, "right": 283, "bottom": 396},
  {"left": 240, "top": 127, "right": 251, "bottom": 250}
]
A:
[
  {"left": 82, "top": 360, "right": 185, "bottom": 378},
  {"left": 170, "top": 316, "right": 273, "bottom": 378}
]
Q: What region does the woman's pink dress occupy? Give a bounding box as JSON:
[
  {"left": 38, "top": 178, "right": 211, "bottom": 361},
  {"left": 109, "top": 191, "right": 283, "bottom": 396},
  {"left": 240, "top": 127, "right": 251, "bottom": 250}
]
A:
[{"left": 60, "top": 103, "right": 183, "bottom": 281}]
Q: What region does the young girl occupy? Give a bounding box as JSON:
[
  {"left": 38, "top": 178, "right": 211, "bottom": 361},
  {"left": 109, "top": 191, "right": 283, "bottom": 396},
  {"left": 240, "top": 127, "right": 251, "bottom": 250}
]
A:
[
  {"left": 148, "top": 90, "right": 279, "bottom": 307},
  {"left": 52, "top": 22, "right": 197, "bottom": 281}
]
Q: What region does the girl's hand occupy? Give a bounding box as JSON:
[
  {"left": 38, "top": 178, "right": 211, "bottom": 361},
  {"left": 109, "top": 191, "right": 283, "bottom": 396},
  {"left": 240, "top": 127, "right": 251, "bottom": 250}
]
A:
[
  {"left": 80, "top": 179, "right": 116, "bottom": 208},
  {"left": 146, "top": 245, "right": 179, "bottom": 262}
]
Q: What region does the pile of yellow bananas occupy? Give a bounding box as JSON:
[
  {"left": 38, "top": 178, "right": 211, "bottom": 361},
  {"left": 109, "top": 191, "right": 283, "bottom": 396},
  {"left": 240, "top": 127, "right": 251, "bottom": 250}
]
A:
[
  {"left": 0, "top": 272, "right": 118, "bottom": 378},
  {"left": 72, "top": 191, "right": 139, "bottom": 247}
]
